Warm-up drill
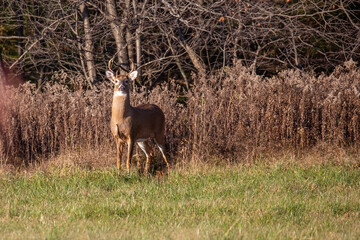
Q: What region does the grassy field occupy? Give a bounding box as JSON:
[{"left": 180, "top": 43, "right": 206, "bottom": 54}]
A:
[{"left": 0, "top": 162, "right": 360, "bottom": 239}]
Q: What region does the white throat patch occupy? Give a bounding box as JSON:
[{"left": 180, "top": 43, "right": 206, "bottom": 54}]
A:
[{"left": 114, "top": 91, "right": 127, "bottom": 97}]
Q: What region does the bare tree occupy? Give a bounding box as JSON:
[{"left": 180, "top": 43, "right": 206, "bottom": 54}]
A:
[
  {"left": 0, "top": 48, "right": 6, "bottom": 90},
  {"left": 0, "top": 0, "right": 358, "bottom": 89},
  {"left": 79, "top": 1, "right": 96, "bottom": 86},
  {"left": 106, "top": 0, "right": 129, "bottom": 74}
]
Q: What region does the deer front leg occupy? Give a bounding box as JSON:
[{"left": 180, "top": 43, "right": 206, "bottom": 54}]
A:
[
  {"left": 116, "top": 138, "right": 124, "bottom": 172},
  {"left": 126, "top": 139, "right": 135, "bottom": 174}
]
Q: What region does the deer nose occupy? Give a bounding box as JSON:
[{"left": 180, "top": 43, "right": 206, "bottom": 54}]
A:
[{"left": 118, "top": 85, "right": 126, "bottom": 91}]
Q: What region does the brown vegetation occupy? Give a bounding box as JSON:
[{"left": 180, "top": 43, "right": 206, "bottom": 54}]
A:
[{"left": 1, "top": 60, "right": 360, "bottom": 166}]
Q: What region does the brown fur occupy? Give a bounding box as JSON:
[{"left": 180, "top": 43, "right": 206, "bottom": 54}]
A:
[{"left": 109, "top": 72, "right": 169, "bottom": 174}]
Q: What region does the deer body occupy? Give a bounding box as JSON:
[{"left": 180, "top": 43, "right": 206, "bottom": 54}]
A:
[{"left": 107, "top": 69, "right": 169, "bottom": 174}]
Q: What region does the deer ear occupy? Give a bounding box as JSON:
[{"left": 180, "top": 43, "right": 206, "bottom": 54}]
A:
[
  {"left": 128, "top": 71, "right": 138, "bottom": 81},
  {"left": 106, "top": 71, "right": 114, "bottom": 80}
]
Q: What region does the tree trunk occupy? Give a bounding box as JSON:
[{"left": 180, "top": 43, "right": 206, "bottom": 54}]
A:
[
  {"left": 177, "top": 25, "right": 207, "bottom": 76},
  {"left": 132, "top": 0, "right": 142, "bottom": 84},
  {"left": 0, "top": 48, "right": 7, "bottom": 91},
  {"left": 106, "top": 0, "right": 129, "bottom": 74},
  {"left": 166, "top": 34, "right": 189, "bottom": 90},
  {"left": 126, "top": 28, "right": 134, "bottom": 66},
  {"left": 126, "top": 0, "right": 135, "bottom": 66},
  {"left": 14, "top": 2, "right": 24, "bottom": 79},
  {"left": 16, "top": 4, "right": 24, "bottom": 58},
  {"left": 79, "top": 1, "right": 96, "bottom": 86},
  {"left": 135, "top": 27, "right": 142, "bottom": 83},
  {"left": 182, "top": 43, "right": 207, "bottom": 76},
  {"left": 75, "top": 11, "right": 89, "bottom": 86}
]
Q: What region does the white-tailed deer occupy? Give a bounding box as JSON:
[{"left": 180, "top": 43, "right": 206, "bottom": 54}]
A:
[{"left": 106, "top": 61, "right": 169, "bottom": 174}]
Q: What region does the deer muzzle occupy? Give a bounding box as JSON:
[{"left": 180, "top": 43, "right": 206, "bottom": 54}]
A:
[{"left": 118, "top": 85, "right": 126, "bottom": 91}]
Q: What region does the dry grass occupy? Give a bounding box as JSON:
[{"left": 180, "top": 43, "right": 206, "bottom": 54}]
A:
[{"left": 1, "top": 60, "right": 360, "bottom": 167}]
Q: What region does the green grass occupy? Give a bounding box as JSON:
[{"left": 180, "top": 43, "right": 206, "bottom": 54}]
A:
[{"left": 0, "top": 163, "right": 360, "bottom": 239}]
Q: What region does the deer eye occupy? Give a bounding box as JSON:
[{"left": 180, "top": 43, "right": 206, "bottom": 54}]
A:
[
  {"left": 115, "top": 79, "right": 120, "bottom": 84},
  {"left": 124, "top": 80, "right": 128, "bottom": 85}
]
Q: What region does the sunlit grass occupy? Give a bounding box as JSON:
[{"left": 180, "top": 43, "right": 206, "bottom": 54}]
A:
[{"left": 0, "top": 162, "right": 359, "bottom": 239}]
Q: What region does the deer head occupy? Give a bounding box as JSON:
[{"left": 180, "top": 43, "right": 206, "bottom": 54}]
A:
[{"left": 106, "top": 59, "right": 138, "bottom": 97}]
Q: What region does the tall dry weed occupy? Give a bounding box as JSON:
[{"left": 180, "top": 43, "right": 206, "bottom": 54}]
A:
[{"left": 1, "top": 60, "right": 360, "bottom": 166}]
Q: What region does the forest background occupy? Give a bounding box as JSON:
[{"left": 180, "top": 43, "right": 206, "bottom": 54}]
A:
[{"left": 0, "top": 0, "right": 360, "bottom": 165}]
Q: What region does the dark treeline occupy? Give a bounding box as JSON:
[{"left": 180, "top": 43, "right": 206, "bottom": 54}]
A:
[{"left": 0, "top": 0, "right": 359, "bottom": 89}]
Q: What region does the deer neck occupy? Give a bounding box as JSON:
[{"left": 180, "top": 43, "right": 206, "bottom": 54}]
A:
[{"left": 111, "top": 93, "right": 132, "bottom": 120}]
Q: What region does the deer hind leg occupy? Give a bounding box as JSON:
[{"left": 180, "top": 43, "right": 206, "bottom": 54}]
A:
[
  {"left": 137, "top": 140, "right": 153, "bottom": 174},
  {"left": 126, "top": 139, "right": 135, "bottom": 174},
  {"left": 154, "top": 136, "right": 170, "bottom": 170},
  {"left": 116, "top": 138, "right": 124, "bottom": 172}
]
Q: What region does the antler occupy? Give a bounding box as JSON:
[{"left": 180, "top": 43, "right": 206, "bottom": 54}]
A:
[
  {"left": 131, "top": 60, "right": 135, "bottom": 72},
  {"left": 108, "top": 57, "right": 114, "bottom": 73},
  {"left": 106, "top": 57, "right": 117, "bottom": 84},
  {"left": 108, "top": 57, "right": 136, "bottom": 81},
  {"left": 128, "top": 59, "right": 136, "bottom": 74}
]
